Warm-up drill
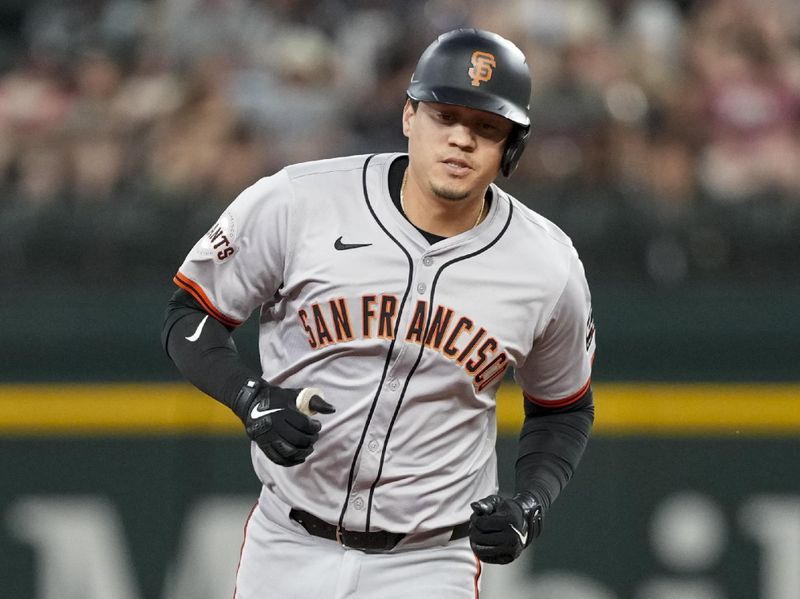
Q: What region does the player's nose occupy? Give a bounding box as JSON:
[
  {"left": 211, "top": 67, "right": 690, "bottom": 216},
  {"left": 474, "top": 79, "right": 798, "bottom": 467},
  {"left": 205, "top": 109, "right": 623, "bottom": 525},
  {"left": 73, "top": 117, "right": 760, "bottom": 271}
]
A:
[{"left": 448, "top": 123, "right": 477, "bottom": 150}]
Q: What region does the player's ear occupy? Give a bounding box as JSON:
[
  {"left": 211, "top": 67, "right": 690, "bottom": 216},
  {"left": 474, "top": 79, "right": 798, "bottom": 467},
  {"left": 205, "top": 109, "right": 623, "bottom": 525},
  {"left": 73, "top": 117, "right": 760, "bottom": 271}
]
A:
[{"left": 402, "top": 99, "right": 416, "bottom": 138}]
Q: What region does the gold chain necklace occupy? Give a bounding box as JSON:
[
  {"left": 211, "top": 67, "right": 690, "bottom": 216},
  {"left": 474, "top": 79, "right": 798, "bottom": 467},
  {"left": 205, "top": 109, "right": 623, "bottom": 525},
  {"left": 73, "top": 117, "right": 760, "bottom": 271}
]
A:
[{"left": 400, "top": 170, "right": 485, "bottom": 229}]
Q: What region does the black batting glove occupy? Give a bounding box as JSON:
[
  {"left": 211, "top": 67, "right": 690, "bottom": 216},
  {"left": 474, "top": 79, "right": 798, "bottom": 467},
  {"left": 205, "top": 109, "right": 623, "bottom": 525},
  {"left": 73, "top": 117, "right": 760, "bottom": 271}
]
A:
[
  {"left": 233, "top": 379, "right": 335, "bottom": 467},
  {"left": 469, "top": 492, "right": 543, "bottom": 564}
]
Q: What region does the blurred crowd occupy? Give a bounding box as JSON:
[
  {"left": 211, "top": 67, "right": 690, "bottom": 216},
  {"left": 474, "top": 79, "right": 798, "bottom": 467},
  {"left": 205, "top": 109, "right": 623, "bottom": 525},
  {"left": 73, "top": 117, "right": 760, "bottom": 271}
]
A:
[{"left": 1, "top": 0, "right": 799, "bottom": 285}]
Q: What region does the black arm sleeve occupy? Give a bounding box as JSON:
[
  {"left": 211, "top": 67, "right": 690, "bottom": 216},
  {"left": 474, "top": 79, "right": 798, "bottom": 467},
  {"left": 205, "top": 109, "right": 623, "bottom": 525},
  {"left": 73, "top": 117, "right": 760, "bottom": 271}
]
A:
[
  {"left": 514, "top": 387, "right": 595, "bottom": 512},
  {"left": 161, "top": 288, "right": 260, "bottom": 421}
]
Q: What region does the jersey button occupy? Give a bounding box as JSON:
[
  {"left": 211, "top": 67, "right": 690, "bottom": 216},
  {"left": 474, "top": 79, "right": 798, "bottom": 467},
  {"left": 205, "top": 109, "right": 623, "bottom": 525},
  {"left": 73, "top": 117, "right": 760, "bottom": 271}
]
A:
[
  {"left": 422, "top": 256, "right": 433, "bottom": 267},
  {"left": 353, "top": 497, "right": 365, "bottom": 511},
  {"left": 388, "top": 379, "right": 399, "bottom": 391},
  {"left": 417, "top": 282, "right": 427, "bottom": 294},
  {"left": 368, "top": 439, "right": 380, "bottom": 453}
]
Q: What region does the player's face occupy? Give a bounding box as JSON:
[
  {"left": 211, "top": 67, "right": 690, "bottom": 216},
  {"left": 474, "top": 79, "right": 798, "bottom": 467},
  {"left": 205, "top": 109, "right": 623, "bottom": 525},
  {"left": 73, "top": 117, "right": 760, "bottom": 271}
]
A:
[{"left": 402, "top": 101, "right": 513, "bottom": 203}]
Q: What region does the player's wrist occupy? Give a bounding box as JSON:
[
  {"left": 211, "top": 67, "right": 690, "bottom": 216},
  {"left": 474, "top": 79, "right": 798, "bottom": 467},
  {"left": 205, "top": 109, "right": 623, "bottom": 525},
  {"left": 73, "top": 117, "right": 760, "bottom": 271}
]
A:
[
  {"left": 511, "top": 491, "right": 543, "bottom": 544},
  {"left": 232, "top": 378, "right": 268, "bottom": 424}
]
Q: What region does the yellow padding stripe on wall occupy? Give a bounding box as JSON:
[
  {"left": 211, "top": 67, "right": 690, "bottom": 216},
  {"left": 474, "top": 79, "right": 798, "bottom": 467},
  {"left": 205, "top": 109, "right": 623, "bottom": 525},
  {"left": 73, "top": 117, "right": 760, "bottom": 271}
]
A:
[{"left": 0, "top": 382, "right": 798, "bottom": 436}]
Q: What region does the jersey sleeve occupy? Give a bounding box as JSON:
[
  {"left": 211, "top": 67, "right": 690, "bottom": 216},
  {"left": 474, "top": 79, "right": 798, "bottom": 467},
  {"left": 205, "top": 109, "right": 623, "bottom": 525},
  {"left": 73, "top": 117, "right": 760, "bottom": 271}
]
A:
[
  {"left": 515, "top": 249, "right": 596, "bottom": 407},
  {"left": 173, "top": 170, "right": 294, "bottom": 327}
]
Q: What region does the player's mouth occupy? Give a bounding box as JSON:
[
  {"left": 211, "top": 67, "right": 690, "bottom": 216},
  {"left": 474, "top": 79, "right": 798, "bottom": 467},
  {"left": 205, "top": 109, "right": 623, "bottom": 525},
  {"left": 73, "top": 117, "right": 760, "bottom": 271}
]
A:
[{"left": 441, "top": 158, "right": 473, "bottom": 177}]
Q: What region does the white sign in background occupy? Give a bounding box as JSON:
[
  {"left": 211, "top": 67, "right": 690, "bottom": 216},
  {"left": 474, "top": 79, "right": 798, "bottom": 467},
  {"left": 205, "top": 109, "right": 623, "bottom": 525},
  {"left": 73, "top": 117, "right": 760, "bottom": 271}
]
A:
[{"left": 7, "top": 492, "right": 800, "bottom": 599}]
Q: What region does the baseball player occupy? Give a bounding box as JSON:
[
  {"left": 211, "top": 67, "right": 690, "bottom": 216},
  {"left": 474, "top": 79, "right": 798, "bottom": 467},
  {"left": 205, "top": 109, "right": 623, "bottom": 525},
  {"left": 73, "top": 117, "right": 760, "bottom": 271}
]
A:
[{"left": 162, "top": 28, "right": 595, "bottom": 598}]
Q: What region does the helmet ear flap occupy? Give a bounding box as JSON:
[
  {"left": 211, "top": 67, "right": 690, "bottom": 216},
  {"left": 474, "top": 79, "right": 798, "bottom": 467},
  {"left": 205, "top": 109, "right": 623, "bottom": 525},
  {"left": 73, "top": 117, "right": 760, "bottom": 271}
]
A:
[{"left": 501, "top": 125, "right": 530, "bottom": 177}]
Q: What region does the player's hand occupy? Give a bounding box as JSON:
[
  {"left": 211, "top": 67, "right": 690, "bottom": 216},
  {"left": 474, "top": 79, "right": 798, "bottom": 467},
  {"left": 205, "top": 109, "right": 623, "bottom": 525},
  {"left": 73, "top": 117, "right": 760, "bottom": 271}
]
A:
[
  {"left": 469, "top": 492, "right": 543, "bottom": 564},
  {"left": 235, "top": 379, "right": 335, "bottom": 467}
]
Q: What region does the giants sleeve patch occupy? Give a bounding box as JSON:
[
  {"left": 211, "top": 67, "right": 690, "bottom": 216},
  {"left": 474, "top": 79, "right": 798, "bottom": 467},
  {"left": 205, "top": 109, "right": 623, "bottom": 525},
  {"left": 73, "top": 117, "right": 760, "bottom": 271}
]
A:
[{"left": 199, "top": 211, "right": 237, "bottom": 263}]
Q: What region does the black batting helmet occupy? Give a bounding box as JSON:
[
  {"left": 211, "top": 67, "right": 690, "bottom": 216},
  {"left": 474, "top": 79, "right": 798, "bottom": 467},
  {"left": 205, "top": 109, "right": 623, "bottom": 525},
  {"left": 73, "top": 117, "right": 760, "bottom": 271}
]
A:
[{"left": 407, "top": 28, "right": 532, "bottom": 177}]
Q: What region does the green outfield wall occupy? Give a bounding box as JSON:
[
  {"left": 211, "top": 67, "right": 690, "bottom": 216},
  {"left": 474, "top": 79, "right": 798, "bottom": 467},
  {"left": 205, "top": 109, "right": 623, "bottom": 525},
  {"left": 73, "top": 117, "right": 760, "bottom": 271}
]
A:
[
  {"left": 1, "top": 382, "right": 798, "bottom": 599},
  {"left": 1, "top": 282, "right": 798, "bottom": 598},
  {"left": 1, "top": 282, "right": 799, "bottom": 383}
]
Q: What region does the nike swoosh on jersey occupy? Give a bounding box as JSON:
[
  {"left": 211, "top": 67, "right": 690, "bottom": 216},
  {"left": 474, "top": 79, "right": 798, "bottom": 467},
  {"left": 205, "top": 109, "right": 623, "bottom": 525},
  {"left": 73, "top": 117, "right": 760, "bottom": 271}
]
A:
[
  {"left": 250, "top": 404, "right": 284, "bottom": 419},
  {"left": 185, "top": 315, "right": 209, "bottom": 342},
  {"left": 334, "top": 236, "right": 372, "bottom": 250},
  {"left": 510, "top": 524, "right": 528, "bottom": 545}
]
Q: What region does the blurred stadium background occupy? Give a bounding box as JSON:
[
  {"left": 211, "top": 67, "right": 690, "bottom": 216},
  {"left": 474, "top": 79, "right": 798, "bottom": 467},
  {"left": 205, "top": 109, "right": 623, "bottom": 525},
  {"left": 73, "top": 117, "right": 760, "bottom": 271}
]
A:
[{"left": 0, "top": 0, "right": 798, "bottom": 598}]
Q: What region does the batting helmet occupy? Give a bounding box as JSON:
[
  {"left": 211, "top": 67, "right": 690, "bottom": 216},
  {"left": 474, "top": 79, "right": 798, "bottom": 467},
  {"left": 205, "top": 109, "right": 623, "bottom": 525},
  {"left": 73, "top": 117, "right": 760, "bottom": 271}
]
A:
[{"left": 407, "top": 28, "right": 532, "bottom": 177}]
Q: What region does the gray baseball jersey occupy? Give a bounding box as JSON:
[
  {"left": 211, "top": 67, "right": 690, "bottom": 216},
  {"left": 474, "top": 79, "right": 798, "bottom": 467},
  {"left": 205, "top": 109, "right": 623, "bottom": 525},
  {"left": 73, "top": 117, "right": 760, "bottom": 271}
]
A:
[{"left": 175, "top": 152, "right": 595, "bottom": 535}]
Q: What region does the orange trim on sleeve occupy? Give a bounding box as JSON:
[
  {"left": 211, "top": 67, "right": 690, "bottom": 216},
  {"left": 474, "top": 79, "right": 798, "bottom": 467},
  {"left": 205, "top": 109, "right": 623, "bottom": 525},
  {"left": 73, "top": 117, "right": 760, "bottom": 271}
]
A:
[
  {"left": 173, "top": 272, "right": 242, "bottom": 328},
  {"left": 524, "top": 376, "right": 592, "bottom": 408}
]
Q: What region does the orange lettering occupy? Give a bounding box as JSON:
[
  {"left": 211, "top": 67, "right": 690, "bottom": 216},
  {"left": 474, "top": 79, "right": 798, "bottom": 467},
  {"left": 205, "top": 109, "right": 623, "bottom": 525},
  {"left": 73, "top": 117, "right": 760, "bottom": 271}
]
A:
[{"left": 468, "top": 51, "right": 496, "bottom": 87}]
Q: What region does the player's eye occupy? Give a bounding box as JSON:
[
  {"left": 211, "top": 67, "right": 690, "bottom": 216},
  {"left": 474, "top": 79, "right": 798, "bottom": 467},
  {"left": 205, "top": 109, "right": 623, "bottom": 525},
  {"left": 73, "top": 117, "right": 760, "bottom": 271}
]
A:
[
  {"left": 475, "top": 121, "right": 506, "bottom": 141},
  {"left": 437, "top": 111, "right": 455, "bottom": 123}
]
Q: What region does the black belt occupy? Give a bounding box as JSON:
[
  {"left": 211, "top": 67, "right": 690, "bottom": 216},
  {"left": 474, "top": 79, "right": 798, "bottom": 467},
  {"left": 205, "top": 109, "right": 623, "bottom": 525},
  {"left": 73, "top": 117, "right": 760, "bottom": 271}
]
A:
[{"left": 289, "top": 508, "right": 470, "bottom": 552}]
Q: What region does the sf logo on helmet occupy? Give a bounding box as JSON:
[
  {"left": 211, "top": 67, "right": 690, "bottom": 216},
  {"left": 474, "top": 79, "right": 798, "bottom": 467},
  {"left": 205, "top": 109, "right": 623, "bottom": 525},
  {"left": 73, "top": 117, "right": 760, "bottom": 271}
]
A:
[{"left": 468, "top": 51, "right": 496, "bottom": 87}]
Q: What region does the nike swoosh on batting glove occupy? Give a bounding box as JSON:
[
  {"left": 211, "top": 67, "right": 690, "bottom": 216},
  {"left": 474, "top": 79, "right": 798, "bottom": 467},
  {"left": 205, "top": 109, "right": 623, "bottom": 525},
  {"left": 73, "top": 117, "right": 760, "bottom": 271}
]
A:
[
  {"left": 469, "top": 492, "right": 543, "bottom": 564},
  {"left": 234, "top": 379, "right": 335, "bottom": 467}
]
